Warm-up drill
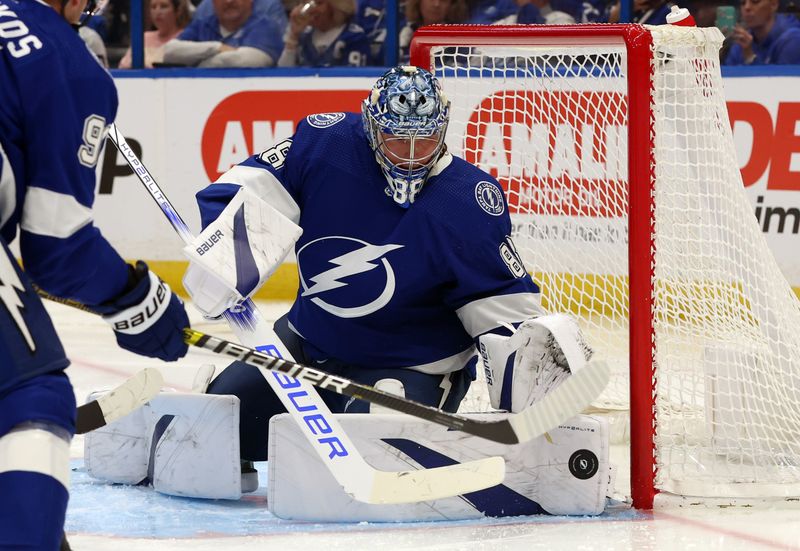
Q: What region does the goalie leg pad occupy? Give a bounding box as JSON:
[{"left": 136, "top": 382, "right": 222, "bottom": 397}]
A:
[
  {"left": 183, "top": 186, "right": 303, "bottom": 318},
  {"left": 269, "top": 413, "right": 611, "bottom": 522},
  {"left": 85, "top": 391, "right": 244, "bottom": 499},
  {"left": 479, "top": 314, "right": 593, "bottom": 412}
]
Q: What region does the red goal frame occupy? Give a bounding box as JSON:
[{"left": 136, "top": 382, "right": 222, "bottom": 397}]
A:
[{"left": 411, "top": 24, "right": 660, "bottom": 509}]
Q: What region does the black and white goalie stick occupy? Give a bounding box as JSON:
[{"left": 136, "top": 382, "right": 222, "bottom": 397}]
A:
[
  {"left": 76, "top": 368, "right": 163, "bottom": 434},
  {"left": 106, "top": 124, "right": 509, "bottom": 504},
  {"left": 185, "top": 328, "right": 611, "bottom": 444}
]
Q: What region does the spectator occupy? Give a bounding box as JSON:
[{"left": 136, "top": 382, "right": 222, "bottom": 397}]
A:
[
  {"left": 163, "top": 0, "right": 284, "bottom": 67},
  {"left": 608, "top": 0, "right": 675, "bottom": 24},
  {"left": 278, "top": 0, "right": 369, "bottom": 66},
  {"left": 560, "top": 0, "right": 611, "bottom": 21},
  {"left": 97, "top": 0, "right": 132, "bottom": 47},
  {"left": 193, "top": 0, "right": 289, "bottom": 34},
  {"left": 118, "top": 0, "right": 192, "bottom": 68},
  {"left": 356, "top": 0, "right": 407, "bottom": 65},
  {"left": 495, "top": 0, "right": 576, "bottom": 23},
  {"left": 724, "top": 0, "right": 800, "bottom": 64},
  {"left": 465, "top": 0, "right": 517, "bottom": 22},
  {"left": 687, "top": 0, "right": 726, "bottom": 27},
  {"left": 399, "top": 0, "right": 468, "bottom": 62}
]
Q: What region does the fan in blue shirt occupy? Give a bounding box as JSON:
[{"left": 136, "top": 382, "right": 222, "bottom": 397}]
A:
[
  {"left": 164, "top": 0, "right": 285, "bottom": 67},
  {"left": 724, "top": 2, "right": 800, "bottom": 65}
]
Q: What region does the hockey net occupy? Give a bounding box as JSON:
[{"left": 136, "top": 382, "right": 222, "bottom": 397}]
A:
[{"left": 411, "top": 24, "right": 800, "bottom": 507}]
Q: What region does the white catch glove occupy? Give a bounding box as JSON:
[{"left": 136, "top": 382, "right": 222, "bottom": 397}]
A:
[
  {"left": 183, "top": 186, "right": 302, "bottom": 318},
  {"left": 478, "top": 314, "right": 593, "bottom": 413}
]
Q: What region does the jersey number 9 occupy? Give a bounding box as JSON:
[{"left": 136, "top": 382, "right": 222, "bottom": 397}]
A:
[{"left": 78, "top": 115, "right": 107, "bottom": 168}]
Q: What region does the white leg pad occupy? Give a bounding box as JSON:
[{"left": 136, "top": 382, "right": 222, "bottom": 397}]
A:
[
  {"left": 0, "top": 427, "right": 70, "bottom": 489},
  {"left": 85, "top": 391, "right": 243, "bottom": 499},
  {"left": 269, "top": 412, "right": 611, "bottom": 521}
]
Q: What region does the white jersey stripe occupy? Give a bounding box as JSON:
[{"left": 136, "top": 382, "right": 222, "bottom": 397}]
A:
[
  {"left": 291, "top": 318, "right": 474, "bottom": 375},
  {"left": 21, "top": 186, "right": 92, "bottom": 239},
  {"left": 215, "top": 165, "right": 301, "bottom": 224},
  {"left": 456, "top": 292, "right": 544, "bottom": 338},
  {"left": 406, "top": 346, "right": 476, "bottom": 375},
  {"left": 0, "top": 428, "right": 70, "bottom": 489},
  {"left": 0, "top": 143, "right": 16, "bottom": 231}
]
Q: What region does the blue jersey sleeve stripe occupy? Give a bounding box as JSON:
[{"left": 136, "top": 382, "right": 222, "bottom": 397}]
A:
[{"left": 0, "top": 144, "right": 16, "bottom": 231}]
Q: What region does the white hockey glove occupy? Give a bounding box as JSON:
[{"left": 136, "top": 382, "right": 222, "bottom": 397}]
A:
[
  {"left": 478, "top": 314, "right": 593, "bottom": 413},
  {"left": 183, "top": 186, "right": 302, "bottom": 318}
]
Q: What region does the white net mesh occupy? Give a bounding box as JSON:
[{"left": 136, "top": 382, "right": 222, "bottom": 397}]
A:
[{"left": 425, "top": 25, "right": 800, "bottom": 498}]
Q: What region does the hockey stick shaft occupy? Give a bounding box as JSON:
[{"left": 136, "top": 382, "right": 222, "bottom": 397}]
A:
[
  {"left": 184, "top": 328, "right": 610, "bottom": 445},
  {"left": 106, "top": 124, "right": 506, "bottom": 503},
  {"left": 36, "top": 286, "right": 505, "bottom": 502}
]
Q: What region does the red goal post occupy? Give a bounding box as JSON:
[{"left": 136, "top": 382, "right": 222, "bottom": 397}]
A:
[{"left": 411, "top": 24, "right": 800, "bottom": 509}]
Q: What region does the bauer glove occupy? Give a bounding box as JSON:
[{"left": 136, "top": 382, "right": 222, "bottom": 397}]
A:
[{"left": 98, "top": 260, "right": 189, "bottom": 361}]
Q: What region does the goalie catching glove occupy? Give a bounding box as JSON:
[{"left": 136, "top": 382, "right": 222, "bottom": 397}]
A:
[
  {"left": 182, "top": 187, "right": 303, "bottom": 319},
  {"left": 478, "top": 313, "right": 593, "bottom": 412},
  {"left": 96, "top": 261, "right": 189, "bottom": 361}
]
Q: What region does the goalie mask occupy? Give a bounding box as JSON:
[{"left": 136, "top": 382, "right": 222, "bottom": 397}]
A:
[{"left": 362, "top": 66, "right": 450, "bottom": 208}]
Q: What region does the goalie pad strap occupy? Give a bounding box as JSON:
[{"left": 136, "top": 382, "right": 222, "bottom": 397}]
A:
[{"left": 0, "top": 427, "right": 70, "bottom": 489}]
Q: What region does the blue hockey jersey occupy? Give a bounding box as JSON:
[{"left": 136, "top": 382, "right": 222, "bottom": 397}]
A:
[
  {"left": 197, "top": 113, "right": 542, "bottom": 374},
  {"left": 0, "top": 0, "right": 130, "bottom": 393}
]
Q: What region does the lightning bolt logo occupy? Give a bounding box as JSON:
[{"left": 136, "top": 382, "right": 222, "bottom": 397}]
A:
[
  {"left": 0, "top": 250, "right": 35, "bottom": 352},
  {"left": 297, "top": 237, "right": 404, "bottom": 319},
  {"left": 303, "top": 243, "right": 403, "bottom": 297}
]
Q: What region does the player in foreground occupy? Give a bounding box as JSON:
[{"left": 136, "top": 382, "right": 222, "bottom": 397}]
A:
[{"left": 0, "top": 1, "right": 190, "bottom": 548}]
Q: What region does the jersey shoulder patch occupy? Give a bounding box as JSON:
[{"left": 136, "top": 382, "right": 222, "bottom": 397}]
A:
[
  {"left": 306, "top": 113, "right": 346, "bottom": 128},
  {"left": 474, "top": 180, "right": 505, "bottom": 216}
]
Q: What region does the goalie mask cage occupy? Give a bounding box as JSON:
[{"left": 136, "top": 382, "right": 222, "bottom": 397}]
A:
[{"left": 410, "top": 24, "right": 800, "bottom": 509}]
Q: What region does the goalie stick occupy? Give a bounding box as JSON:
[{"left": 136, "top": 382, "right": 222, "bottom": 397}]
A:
[
  {"left": 105, "top": 124, "right": 506, "bottom": 504},
  {"left": 185, "top": 328, "right": 611, "bottom": 445},
  {"left": 76, "top": 368, "right": 163, "bottom": 434}
]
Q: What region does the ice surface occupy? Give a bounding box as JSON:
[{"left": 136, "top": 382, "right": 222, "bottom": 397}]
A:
[{"left": 48, "top": 300, "right": 799, "bottom": 551}]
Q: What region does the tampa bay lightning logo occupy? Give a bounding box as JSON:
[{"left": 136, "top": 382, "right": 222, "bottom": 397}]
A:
[
  {"left": 306, "top": 113, "right": 346, "bottom": 128},
  {"left": 297, "top": 236, "right": 404, "bottom": 318},
  {"left": 475, "top": 181, "right": 504, "bottom": 216}
]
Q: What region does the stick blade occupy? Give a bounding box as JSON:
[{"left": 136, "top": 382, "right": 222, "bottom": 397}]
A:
[
  {"left": 508, "top": 359, "right": 611, "bottom": 442},
  {"left": 76, "top": 368, "right": 164, "bottom": 434},
  {"left": 355, "top": 456, "right": 506, "bottom": 504}
]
